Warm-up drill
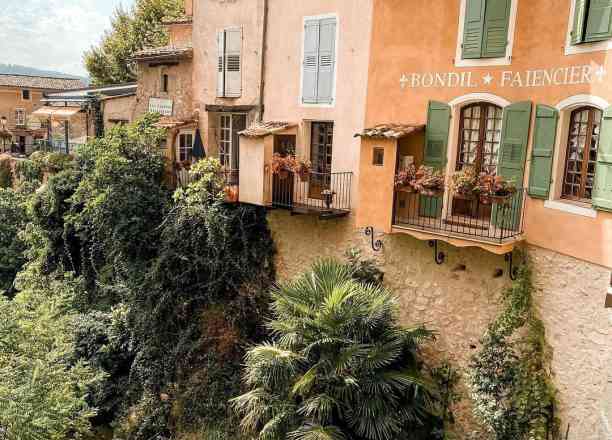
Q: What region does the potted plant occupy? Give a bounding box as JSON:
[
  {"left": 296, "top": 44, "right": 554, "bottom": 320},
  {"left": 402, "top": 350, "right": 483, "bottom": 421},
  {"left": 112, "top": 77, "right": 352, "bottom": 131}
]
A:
[
  {"left": 475, "top": 172, "right": 517, "bottom": 205},
  {"left": 395, "top": 164, "right": 418, "bottom": 192},
  {"left": 450, "top": 166, "right": 478, "bottom": 200},
  {"left": 271, "top": 153, "right": 298, "bottom": 179},
  {"left": 322, "top": 189, "right": 336, "bottom": 209},
  {"left": 414, "top": 165, "right": 445, "bottom": 197},
  {"left": 293, "top": 159, "right": 312, "bottom": 182}
]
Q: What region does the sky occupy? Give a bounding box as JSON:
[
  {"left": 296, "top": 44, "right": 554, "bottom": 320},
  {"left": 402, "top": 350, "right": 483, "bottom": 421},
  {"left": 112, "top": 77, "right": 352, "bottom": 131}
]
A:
[{"left": 0, "top": 0, "right": 136, "bottom": 77}]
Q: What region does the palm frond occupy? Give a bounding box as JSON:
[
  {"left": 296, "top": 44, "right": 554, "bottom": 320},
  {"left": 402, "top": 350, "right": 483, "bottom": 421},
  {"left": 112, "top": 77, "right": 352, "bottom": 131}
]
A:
[{"left": 287, "top": 424, "right": 347, "bottom": 440}]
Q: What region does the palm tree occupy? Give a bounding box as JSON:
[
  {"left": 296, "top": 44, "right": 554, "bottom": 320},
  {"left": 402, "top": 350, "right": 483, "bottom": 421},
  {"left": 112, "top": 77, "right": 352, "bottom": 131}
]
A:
[{"left": 232, "top": 259, "right": 441, "bottom": 440}]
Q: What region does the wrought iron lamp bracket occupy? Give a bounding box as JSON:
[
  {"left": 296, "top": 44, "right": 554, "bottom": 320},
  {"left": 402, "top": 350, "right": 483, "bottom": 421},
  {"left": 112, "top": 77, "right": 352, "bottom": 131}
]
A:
[
  {"left": 364, "top": 227, "right": 383, "bottom": 252},
  {"left": 428, "top": 240, "right": 445, "bottom": 265},
  {"left": 505, "top": 252, "right": 519, "bottom": 281}
]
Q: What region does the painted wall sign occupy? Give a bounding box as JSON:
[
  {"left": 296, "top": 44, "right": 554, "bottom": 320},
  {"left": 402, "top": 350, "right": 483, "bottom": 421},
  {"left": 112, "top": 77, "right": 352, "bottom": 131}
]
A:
[
  {"left": 400, "top": 64, "right": 607, "bottom": 90},
  {"left": 148, "top": 97, "right": 174, "bottom": 116}
]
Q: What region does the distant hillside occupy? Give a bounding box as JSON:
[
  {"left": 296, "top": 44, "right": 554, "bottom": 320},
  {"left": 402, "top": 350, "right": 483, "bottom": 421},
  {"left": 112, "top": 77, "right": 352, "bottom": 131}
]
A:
[{"left": 0, "top": 64, "right": 89, "bottom": 85}]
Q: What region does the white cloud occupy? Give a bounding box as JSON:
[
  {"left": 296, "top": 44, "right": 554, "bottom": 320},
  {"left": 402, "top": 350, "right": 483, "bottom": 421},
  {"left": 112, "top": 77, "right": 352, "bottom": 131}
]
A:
[{"left": 0, "top": 0, "right": 134, "bottom": 76}]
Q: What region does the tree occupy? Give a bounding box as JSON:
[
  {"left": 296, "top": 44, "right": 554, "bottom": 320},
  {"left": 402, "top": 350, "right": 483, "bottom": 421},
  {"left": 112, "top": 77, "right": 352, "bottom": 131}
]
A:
[
  {"left": 0, "top": 186, "right": 29, "bottom": 295},
  {"left": 232, "top": 259, "right": 442, "bottom": 440},
  {"left": 84, "top": 0, "right": 184, "bottom": 85},
  {"left": 0, "top": 270, "right": 101, "bottom": 440}
]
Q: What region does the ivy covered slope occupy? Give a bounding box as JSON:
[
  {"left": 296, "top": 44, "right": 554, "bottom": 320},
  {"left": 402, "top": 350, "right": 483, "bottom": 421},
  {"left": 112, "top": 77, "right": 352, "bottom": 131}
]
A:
[
  {"left": 0, "top": 115, "right": 276, "bottom": 440},
  {"left": 233, "top": 259, "right": 448, "bottom": 440},
  {"left": 469, "top": 257, "right": 559, "bottom": 440}
]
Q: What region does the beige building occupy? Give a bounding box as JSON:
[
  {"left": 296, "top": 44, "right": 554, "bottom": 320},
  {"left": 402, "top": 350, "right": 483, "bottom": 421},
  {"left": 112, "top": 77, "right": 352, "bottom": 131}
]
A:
[{"left": 0, "top": 74, "right": 84, "bottom": 154}]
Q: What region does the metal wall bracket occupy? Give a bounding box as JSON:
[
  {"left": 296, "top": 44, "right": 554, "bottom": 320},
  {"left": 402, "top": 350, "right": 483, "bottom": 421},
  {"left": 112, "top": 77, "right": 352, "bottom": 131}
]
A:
[
  {"left": 505, "top": 252, "right": 519, "bottom": 280},
  {"left": 428, "top": 240, "right": 445, "bottom": 265},
  {"left": 364, "top": 227, "right": 383, "bottom": 252}
]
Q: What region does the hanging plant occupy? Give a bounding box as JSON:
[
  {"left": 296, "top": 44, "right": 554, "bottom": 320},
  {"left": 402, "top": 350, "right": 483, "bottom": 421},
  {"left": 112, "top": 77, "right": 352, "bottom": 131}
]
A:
[
  {"left": 413, "top": 165, "right": 445, "bottom": 197},
  {"left": 475, "top": 172, "right": 517, "bottom": 205},
  {"left": 395, "top": 164, "right": 418, "bottom": 192},
  {"left": 450, "top": 165, "right": 478, "bottom": 200}
]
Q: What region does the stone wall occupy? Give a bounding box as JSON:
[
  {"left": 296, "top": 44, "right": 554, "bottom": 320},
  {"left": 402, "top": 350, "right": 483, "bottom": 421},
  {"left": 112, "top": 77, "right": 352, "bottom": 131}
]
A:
[{"left": 267, "top": 210, "right": 612, "bottom": 440}]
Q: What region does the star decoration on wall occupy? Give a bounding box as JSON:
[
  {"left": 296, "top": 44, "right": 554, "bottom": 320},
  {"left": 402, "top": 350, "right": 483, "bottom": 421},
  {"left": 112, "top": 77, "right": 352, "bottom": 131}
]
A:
[{"left": 482, "top": 73, "right": 494, "bottom": 85}]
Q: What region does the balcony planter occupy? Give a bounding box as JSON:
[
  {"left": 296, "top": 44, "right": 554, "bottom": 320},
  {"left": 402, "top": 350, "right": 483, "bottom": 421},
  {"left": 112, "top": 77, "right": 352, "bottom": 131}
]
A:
[
  {"left": 475, "top": 172, "right": 517, "bottom": 206},
  {"left": 414, "top": 166, "right": 445, "bottom": 198},
  {"left": 294, "top": 160, "right": 312, "bottom": 182},
  {"left": 451, "top": 166, "right": 478, "bottom": 200}
]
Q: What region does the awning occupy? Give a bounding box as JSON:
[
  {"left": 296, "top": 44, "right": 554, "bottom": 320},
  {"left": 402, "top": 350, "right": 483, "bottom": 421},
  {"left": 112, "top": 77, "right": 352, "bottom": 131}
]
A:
[
  {"left": 153, "top": 116, "right": 197, "bottom": 129},
  {"left": 239, "top": 121, "right": 296, "bottom": 138},
  {"left": 32, "top": 106, "right": 82, "bottom": 120},
  {"left": 355, "top": 123, "right": 425, "bottom": 140}
]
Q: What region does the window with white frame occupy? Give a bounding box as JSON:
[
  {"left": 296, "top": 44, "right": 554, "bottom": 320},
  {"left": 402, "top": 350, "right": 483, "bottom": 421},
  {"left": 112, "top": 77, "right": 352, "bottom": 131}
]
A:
[
  {"left": 301, "top": 15, "right": 337, "bottom": 105},
  {"left": 22, "top": 89, "right": 31, "bottom": 100},
  {"left": 178, "top": 131, "right": 194, "bottom": 162},
  {"left": 217, "top": 27, "right": 242, "bottom": 98},
  {"left": 15, "top": 109, "right": 26, "bottom": 127},
  {"left": 455, "top": 0, "right": 518, "bottom": 67},
  {"left": 565, "top": 0, "right": 612, "bottom": 54},
  {"left": 218, "top": 113, "right": 247, "bottom": 169}
]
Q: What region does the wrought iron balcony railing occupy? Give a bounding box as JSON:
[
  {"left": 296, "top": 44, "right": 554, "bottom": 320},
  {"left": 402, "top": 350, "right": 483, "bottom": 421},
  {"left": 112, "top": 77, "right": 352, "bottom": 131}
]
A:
[
  {"left": 267, "top": 170, "right": 353, "bottom": 219},
  {"left": 393, "top": 186, "right": 526, "bottom": 244}
]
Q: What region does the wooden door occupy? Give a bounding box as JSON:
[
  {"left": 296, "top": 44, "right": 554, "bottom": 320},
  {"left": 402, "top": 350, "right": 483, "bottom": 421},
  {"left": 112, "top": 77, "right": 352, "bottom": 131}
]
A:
[
  {"left": 309, "top": 121, "right": 333, "bottom": 199},
  {"left": 272, "top": 135, "right": 296, "bottom": 207}
]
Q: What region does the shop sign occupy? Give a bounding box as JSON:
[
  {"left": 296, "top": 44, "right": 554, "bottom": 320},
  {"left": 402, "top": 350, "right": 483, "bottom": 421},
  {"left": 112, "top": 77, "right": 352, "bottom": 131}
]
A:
[
  {"left": 400, "top": 64, "right": 607, "bottom": 90},
  {"left": 149, "top": 97, "right": 174, "bottom": 116}
]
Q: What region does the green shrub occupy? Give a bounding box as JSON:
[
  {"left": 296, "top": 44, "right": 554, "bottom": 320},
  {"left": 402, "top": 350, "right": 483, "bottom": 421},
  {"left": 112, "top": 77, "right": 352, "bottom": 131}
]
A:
[
  {"left": 0, "top": 187, "right": 29, "bottom": 296},
  {"left": 14, "top": 158, "right": 43, "bottom": 183},
  {"left": 0, "top": 154, "right": 13, "bottom": 188}
]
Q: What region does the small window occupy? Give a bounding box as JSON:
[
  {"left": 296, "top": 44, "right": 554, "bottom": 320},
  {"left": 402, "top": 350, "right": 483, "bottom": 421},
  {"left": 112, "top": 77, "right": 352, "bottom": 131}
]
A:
[
  {"left": 178, "top": 132, "right": 194, "bottom": 162},
  {"left": 457, "top": 102, "right": 503, "bottom": 174},
  {"left": 562, "top": 106, "right": 602, "bottom": 202},
  {"left": 571, "top": 0, "right": 612, "bottom": 45},
  {"left": 22, "top": 89, "right": 31, "bottom": 100},
  {"left": 161, "top": 74, "right": 169, "bottom": 93},
  {"left": 373, "top": 147, "right": 385, "bottom": 166}
]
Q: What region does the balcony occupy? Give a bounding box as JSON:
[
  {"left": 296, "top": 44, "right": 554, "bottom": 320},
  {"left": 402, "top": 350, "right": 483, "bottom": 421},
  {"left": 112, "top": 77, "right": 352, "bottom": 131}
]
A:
[
  {"left": 265, "top": 170, "right": 353, "bottom": 219},
  {"left": 393, "top": 186, "right": 525, "bottom": 245}
]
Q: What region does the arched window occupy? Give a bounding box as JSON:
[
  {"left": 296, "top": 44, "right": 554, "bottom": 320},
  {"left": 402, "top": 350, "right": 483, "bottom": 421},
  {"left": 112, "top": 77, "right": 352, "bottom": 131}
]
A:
[
  {"left": 457, "top": 102, "right": 503, "bottom": 174},
  {"left": 562, "top": 106, "right": 602, "bottom": 201}
]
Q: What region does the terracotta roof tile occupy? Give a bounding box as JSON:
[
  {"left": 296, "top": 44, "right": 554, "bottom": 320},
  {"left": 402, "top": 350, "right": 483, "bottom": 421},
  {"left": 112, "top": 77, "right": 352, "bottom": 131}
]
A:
[
  {"left": 0, "top": 74, "right": 85, "bottom": 90},
  {"left": 154, "top": 116, "right": 197, "bottom": 129},
  {"left": 355, "top": 123, "right": 426, "bottom": 139},
  {"left": 239, "top": 121, "right": 296, "bottom": 138},
  {"left": 163, "top": 16, "right": 193, "bottom": 25},
  {"left": 132, "top": 45, "right": 193, "bottom": 61}
]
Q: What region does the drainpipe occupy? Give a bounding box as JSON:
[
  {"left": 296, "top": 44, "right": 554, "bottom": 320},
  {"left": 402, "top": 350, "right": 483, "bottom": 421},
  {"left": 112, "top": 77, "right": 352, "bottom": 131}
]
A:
[{"left": 258, "top": 0, "right": 269, "bottom": 122}]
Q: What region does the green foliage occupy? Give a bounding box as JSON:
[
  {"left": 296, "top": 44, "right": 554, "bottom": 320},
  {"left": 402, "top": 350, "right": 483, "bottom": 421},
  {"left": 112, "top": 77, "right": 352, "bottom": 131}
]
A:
[
  {"left": 15, "top": 159, "right": 43, "bottom": 183},
  {"left": 232, "top": 259, "right": 442, "bottom": 440},
  {"left": 0, "top": 187, "right": 29, "bottom": 295},
  {"left": 123, "top": 158, "right": 275, "bottom": 439},
  {"left": 469, "top": 257, "right": 559, "bottom": 440},
  {"left": 0, "top": 269, "right": 101, "bottom": 440},
  {"left": 84, "top": 0, "right": 184, "bottom": 85},
  {"left": 0, "top": 154, "right": 13, "bottom": 188},
  {"left": 345, "top": 248, "right": 384, "bottom": 286}
]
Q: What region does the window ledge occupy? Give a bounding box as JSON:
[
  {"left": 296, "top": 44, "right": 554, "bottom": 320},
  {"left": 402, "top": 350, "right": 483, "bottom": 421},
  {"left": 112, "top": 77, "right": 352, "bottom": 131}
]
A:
[
  {"left": 454, "top": 56, "right": 512, "bottom": 68},
  {"left": 564, "top": 40, "right": 612, "bottom": 56},
  {"left": 544, "top": 199, "right": 597, "bottom": 218}
]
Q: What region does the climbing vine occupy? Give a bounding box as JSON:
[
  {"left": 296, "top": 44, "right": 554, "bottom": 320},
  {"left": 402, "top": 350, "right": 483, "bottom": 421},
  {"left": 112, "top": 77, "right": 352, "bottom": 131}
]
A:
[{"left": 469, "top": 254, "right": 559, "bottom": 440}]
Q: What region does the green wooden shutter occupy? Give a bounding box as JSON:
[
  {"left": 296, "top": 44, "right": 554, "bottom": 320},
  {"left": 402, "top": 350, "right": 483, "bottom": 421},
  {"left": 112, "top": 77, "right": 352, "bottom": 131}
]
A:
[
  {"left": 584, "top": 0, "right": 612, "bottom": 42},
  {"left": 528, "top": 105, "right": 559, "bottom": 199},
  {"left": 593, "top": 106, "right": 612, "bottom": 212},
  {"left": 571, "top": 0, "right": 589, "bottom": 44},
  {"left": 493, "top": 101, "right": 532, "bottom": 229},
  {"left": 462, "top": 0, "right": 486, "bottom": 59},
  {"left": 498, "top": 101, "right": 532, "bottom": 185},
  {"left": 482, "top": 0, "right": 511, "bottom": 58},
  {"left": 420, "top": 101, "right": 451, "bottom": 218},
  {"left": 424, "top": 101, "right": 451, "bottom": 169}
]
